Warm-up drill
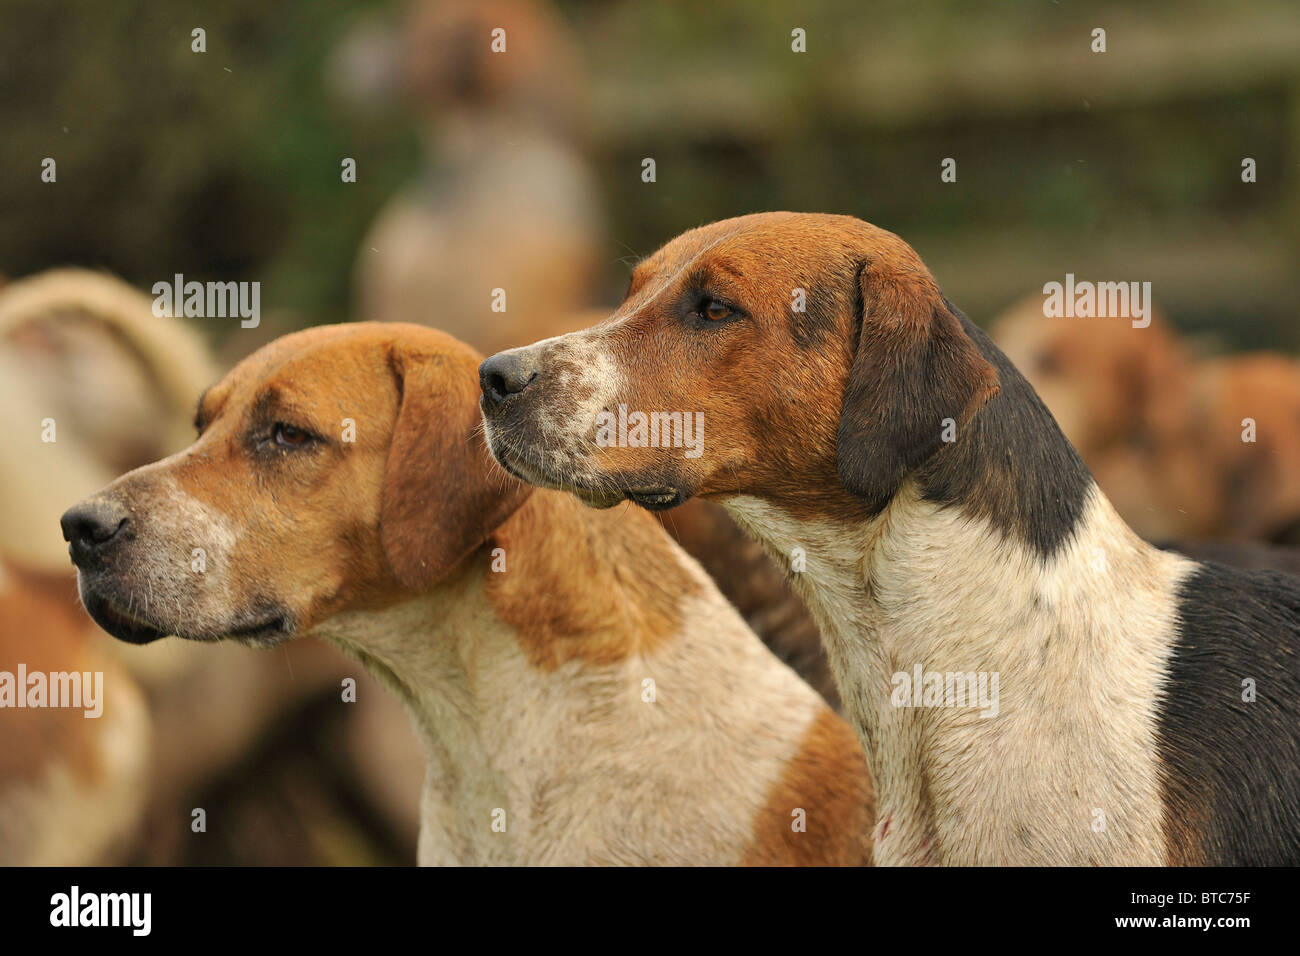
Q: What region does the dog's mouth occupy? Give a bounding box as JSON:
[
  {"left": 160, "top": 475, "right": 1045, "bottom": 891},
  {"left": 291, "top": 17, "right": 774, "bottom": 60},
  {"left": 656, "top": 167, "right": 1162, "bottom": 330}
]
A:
[
  {"left": 625, "top": 488, "right": 689, "bottom": 511},
  {"left": 83, "top": 591, "right": 168, "bottom": 645},
  {"left": 82, "top": 588, "right": 291, "bottom": 647},
  {"left": 485, "top": 438, "right": 689, "bottom": 512}
]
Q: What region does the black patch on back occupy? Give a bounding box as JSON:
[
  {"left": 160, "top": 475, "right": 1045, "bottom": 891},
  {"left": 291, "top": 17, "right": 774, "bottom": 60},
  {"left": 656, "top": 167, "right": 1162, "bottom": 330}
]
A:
[
  {"left": 1156, "top": 562, "right": 1300, "bottom": 864},
  {"left": 916, "top": 306, "right": 1093, "bottom": 558}
]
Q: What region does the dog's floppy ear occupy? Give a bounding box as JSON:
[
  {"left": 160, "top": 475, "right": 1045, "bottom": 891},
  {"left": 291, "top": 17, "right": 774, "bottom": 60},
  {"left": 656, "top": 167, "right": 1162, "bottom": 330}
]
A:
[
  {"left": 381, "top": 349, "right": 531, "bottom": 591},
  {"left": 837, "top": 261, "right": 1000, "bottom": 510}
]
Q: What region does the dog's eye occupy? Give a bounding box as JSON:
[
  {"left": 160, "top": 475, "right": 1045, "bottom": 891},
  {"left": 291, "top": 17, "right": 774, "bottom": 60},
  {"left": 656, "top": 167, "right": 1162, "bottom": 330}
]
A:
[
  {"left": 273, "top": 423, "right": 311, "bottom": 448},
  {"left": 696, "top": 298, "right": 733, "bottom": 322}
]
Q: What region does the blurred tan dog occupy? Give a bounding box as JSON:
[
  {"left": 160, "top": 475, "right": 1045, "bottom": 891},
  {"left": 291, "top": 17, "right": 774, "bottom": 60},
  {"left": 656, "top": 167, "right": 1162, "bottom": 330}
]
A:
[
  {"left": 0, "top": 269, "right": 215, "bottom": 570},
  {"left": 0, "top": 560, "right": 149, "bottom": 865},
  {"left": 344, "top": 0, "right": 602, "bottom": 355},
  {"left": 0, "top": 270, "right": 346, "bottom": 864},
  {"left": 993, "top": 295, "right": 1300, "bottom": 544},
  {"left": 1193, "top": 354, "right": 1300, "bottom": 544},
  {"left": 0, "top": 268, "right": 213, "bottom": 864},
  {"left": 62, "top": 323, "right": 873, "bottom": 865}
]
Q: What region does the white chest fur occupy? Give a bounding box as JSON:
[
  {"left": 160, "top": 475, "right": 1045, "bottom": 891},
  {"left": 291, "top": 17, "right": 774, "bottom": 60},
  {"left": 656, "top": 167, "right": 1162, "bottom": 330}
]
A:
[
  {"left": 316, "top": 561, "right": 823, "bottom": 865},
  {"left": 726, "top": 483, "right": 1195, "bottom": 865}
]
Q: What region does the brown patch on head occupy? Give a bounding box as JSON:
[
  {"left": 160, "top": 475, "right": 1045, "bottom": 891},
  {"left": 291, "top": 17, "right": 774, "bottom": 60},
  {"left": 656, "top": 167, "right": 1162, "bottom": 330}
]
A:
[
  {"left": 485, "top": 493, "right": 701, "bottom": 670},
  {"left": 742, "top": 708, "right": 875, "bottom": 866}
]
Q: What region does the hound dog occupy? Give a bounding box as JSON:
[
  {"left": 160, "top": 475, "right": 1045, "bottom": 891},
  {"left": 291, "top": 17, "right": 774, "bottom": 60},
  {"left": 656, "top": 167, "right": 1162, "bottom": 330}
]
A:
[
  {"left": 60, "top": 322, "right": 873, "bottom": 866},
  {"left": 478, "top": 212, "right": 1300, "bottom": 866}
]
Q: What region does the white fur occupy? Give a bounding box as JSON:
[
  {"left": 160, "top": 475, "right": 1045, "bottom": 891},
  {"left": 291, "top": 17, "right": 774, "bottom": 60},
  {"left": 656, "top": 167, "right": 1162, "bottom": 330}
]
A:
[
  {"left": 315, "top": 551, "right": 824, "bottom": 866},
  {"left": 482, "top": 334, "right": 625, "bottom": 493},
  {"left": 726, "top": 482, "right": 1195, "bottom": 865}
]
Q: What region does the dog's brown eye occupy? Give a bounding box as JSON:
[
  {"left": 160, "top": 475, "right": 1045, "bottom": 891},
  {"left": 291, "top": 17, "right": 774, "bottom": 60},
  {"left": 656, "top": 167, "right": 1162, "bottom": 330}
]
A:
[
  {"left": 702, "top": 299, "right": 732, "bottom": 321},
  {"left": 273, "top": 424, "right": 310, "bottom": 447}
]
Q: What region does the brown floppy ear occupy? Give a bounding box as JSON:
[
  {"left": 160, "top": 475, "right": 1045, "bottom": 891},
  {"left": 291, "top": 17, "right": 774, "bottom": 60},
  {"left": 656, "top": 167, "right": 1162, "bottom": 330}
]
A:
[
  {"left": 381, "top": 349, "right": 531, "bottom": 591},
  {"left": 837, "top": 261, "right": 1001, "bottom": 511}
]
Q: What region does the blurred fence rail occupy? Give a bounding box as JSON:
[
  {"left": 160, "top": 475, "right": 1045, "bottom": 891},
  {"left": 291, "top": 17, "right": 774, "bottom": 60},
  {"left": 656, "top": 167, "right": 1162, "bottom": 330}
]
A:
[{"left": 583, "top": 2, "right": 1300, "bottom": 346}]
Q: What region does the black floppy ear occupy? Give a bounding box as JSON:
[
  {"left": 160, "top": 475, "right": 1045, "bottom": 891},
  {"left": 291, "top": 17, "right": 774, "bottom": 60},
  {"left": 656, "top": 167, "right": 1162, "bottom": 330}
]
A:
[
  {"left": 380, "top": 349, "right": 532, "bottom": 591},
  {"left": 836, "top": 261, "right": 1001, "bottom": 510}
]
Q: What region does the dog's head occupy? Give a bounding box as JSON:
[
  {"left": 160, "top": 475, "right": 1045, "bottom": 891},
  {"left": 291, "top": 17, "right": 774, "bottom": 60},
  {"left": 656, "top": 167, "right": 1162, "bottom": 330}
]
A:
[
  {"left": 479, "top": 212, "right": 1000, "bottom": 515},
  {"left": 62, "top": 323, "right": 528, "bottom": 647}
]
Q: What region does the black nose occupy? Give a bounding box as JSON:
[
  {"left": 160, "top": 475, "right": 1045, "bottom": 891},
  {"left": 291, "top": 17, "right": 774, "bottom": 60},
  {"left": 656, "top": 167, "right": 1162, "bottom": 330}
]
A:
[
  {"left": 479, "top": 352, "right": 538, "bottom": 406},
  {"left": 60, "top": 499, "right": 129, "bottom": 568}
]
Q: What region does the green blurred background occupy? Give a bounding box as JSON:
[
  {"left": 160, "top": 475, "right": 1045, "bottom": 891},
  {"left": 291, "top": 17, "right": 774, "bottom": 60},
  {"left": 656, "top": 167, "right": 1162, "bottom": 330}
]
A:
[
  {"left": 2, "top": 0, "right": 1298, "bottom": 867},
  {"left": 1, "top": 0, "right": 1296, "bottom": 344}
]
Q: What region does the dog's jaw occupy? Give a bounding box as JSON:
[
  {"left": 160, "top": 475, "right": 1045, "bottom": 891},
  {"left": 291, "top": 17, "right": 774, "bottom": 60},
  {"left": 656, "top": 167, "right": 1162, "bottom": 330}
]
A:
[
  {"left": 78, "top": 577, "right": 296, "bottom": 648},
  {"left": 481, "top": 418, "right": 692, "bottom": 511}
]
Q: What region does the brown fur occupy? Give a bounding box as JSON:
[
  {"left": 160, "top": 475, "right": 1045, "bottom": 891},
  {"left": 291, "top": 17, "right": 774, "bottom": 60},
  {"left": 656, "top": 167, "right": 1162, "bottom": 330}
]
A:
[
  {"left": 381, "top": 347, "right": 532, "bottom": 591},
  {"left": 488, "top": 492, "right": 699, "bottom": 671},
  {"left": 0, "top": 566, "right": 102, "bottom": 784},
  {"left": 1193, "top": 354, "right": 1300, "bottom": 543},
  {"left": 742, "top": 707, "right": 874, "bottom": 866}
]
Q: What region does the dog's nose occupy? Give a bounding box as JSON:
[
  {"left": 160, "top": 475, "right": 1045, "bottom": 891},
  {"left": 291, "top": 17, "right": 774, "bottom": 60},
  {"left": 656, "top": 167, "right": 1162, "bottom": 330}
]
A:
[
  {"left": 60, "top": 499, "right": 129, "bottom": 567},
  {"left": 479, "top": 352, "right": 539, "bottom": 406}
]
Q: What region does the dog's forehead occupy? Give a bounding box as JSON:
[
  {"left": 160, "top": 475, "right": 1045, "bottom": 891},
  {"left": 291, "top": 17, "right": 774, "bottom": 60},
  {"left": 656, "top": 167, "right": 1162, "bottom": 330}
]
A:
[
  {"left": 203, "top": 324, "right": 483, "bottom": 429},
  {"left": 217, "top": 340, "right": 351, "bottom": 403},
  {"left": 203, "top": 329, "right": 388, "bottom": 425},
  {"left": 643, "top": 214, "right": 857, "bottom": 283}
]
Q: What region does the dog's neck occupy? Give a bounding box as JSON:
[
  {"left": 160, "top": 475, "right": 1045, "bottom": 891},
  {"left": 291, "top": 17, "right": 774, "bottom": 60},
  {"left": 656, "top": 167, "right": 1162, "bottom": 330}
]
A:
[
  {"left": 724, "top": 342, "right": 1196, "bottom": 865},
  {"left": 312, "top": 493, "right": 662, "bottom": 863},
  {"left": 313, "top": 492, "right": 829, "bottom": 865}
]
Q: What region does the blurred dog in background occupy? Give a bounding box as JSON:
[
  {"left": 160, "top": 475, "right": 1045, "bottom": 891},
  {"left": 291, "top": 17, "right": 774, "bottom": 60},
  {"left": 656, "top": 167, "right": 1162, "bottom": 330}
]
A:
[
  {"left": 331, "top": 0, "right": 839, "bottom": 706},
  {"left": 338, "top": 0, "right": 603, "bottom": 355},
  {"left": 0, "top": 270, "right": 355, "bottom": 864},
  {"left": 993, "top": 294, "right": 1300, "bottom": 547}
]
